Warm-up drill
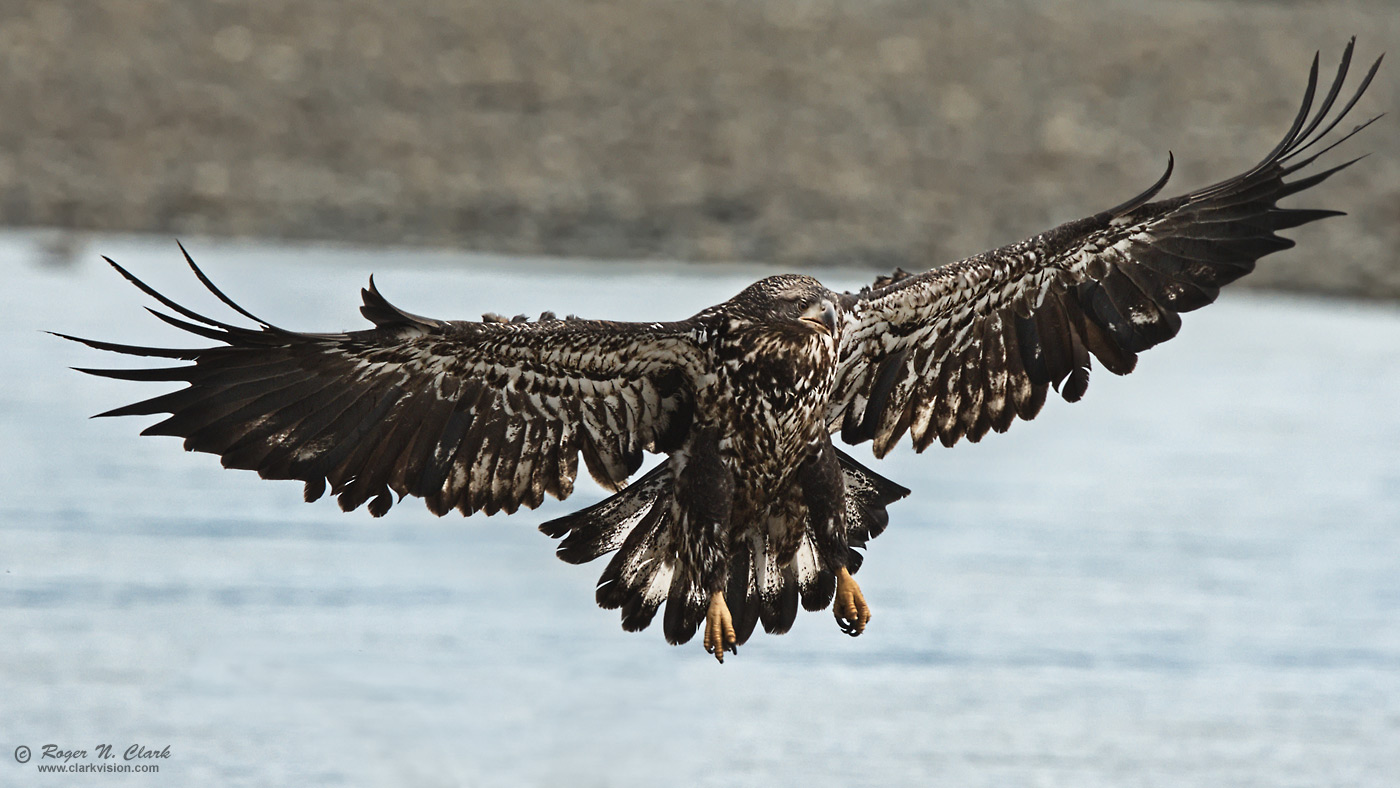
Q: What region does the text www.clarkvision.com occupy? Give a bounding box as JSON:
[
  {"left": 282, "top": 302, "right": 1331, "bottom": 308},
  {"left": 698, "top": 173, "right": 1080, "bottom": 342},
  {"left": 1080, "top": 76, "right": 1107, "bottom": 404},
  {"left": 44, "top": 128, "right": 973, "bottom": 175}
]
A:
[{"left": 14, "top": 743, "right": 171, "bottom": 775}]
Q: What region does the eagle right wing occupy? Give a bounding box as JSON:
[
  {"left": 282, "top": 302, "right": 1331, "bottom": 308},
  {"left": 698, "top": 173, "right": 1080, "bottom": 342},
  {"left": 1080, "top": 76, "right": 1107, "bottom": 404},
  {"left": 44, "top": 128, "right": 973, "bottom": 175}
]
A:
[
  {"left": 59, "top": 248, "right": 703, "bottom": 517},
  {"left": 830, "top": 41, "right": 1382, "bottom": 457}
]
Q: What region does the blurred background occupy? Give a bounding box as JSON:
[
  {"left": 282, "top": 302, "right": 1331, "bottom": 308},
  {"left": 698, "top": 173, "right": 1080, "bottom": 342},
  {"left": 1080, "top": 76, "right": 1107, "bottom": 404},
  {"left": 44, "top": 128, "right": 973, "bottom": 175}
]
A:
[
  {"left": 3, "top": 3, "right": 1400, "bottom": 787},
  {"left": 1, "top": 0, "right": 1396, "bottom": 294}
]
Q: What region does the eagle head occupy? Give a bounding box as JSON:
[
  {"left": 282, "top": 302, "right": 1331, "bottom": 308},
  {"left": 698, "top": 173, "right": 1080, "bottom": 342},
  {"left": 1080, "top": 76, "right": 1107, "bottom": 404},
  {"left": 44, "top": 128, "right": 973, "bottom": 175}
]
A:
[{"left": 726, "top": 274, "right": 839, "bottom": 336}]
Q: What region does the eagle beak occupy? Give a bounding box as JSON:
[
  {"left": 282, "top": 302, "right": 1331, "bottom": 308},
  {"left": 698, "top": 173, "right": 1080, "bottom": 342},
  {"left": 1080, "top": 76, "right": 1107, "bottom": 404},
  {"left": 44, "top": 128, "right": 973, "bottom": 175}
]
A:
[{"left": 802, "top": 299, "right": 839, "bottom": 334}]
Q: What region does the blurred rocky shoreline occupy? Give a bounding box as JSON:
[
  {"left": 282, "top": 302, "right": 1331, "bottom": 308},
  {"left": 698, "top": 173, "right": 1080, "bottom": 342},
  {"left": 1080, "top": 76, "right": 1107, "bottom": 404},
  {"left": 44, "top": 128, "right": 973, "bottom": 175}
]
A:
[{"left": 2, "top": 0, "right": 1397, "bottom": 297}]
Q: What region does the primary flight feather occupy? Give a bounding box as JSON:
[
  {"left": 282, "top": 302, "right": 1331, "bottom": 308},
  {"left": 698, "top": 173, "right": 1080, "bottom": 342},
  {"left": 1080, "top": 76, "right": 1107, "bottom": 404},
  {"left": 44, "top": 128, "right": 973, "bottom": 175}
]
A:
[{"left": 62, "top": 42, "right": 1382, "bottom": 661}]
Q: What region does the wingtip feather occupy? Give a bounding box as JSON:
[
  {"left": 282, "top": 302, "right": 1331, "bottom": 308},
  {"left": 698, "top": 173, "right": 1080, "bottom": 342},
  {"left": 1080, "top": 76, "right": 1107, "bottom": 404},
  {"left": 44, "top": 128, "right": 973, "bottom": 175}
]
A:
[
  {"left": 176, "top": 242, "right": 277, "bottom": 328},
  {"left": 1106, "top": 151, "right": 1175, "bottom": 216}
]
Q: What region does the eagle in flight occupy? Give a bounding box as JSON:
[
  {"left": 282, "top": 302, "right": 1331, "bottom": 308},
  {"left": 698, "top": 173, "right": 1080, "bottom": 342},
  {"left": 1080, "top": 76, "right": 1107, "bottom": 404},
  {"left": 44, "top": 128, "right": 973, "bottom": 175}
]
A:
[{"left": 63, "top": 43, "right": 1380, "bottom": 662}]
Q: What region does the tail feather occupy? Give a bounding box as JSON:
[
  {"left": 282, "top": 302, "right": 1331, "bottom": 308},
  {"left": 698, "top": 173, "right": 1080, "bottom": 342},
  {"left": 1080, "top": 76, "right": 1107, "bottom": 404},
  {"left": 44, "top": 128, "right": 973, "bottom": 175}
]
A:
[
  {"left": 795, "top": 537, "right": 837, "bottom": 612},
  {"left": 725, "top": 546, "right": 760, "bottom": 644},
  {"left": 662, "top": 574, "right": 707, "bottom": 645},
  {"left": 758, "top": 562, "right": 801, "bottom": 635},
  {"left": 539, "top": 448, "right": 909, "bottom": 645},
  {"left": 540, "top": 461, "right": 670, "bottom": 564},
  {"left": 838, "top": 448, "right": 910, "bottom": 554},
  {"left": 595, "top": 498, "right": 673, "bottom": 632}
]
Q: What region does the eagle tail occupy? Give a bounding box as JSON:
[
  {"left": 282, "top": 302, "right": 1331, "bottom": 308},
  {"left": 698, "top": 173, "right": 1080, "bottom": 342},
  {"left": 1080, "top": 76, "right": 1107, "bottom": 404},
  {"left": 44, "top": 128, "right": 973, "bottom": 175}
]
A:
[{"left": 539, "top": 450, "right": 909, "bottom": 645}]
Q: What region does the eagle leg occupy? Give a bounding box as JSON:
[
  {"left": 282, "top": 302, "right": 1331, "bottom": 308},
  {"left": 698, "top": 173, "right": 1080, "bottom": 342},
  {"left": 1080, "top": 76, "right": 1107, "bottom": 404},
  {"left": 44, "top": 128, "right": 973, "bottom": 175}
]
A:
[
  {"left": 704, "top": 591, "right": 738, "bottom": 663},
  {"left": 833, "top": 567, "right": 870, "bottom": 636}
]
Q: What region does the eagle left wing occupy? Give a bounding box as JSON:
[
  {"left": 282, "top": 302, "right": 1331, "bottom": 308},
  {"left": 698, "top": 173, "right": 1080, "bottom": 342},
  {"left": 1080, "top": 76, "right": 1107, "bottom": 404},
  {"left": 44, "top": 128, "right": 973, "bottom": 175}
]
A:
[
  {"left": 59, "top": 247, "right": 703, "bottom": 518},
  {"left": 830, "top": 42, "right": 1382, "bottom": 457}
]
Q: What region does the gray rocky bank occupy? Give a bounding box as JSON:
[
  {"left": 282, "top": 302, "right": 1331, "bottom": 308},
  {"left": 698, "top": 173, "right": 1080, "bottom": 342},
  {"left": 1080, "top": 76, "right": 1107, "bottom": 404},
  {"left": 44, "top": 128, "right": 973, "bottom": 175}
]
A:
[{"left": 2, "top": 0, "right": 1397, "bottom": 297}]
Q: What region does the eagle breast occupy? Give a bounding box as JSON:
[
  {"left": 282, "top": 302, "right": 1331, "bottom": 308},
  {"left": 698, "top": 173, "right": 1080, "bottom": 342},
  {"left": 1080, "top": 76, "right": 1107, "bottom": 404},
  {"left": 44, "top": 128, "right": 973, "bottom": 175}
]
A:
[{"left": 702, "top": 274, "right": 840, "bottom": 496}]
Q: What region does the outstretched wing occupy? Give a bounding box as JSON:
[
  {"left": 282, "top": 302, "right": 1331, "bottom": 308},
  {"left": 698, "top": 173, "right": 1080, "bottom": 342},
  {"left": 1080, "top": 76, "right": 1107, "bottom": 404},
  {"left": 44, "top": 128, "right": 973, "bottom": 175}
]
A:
[
  {"left": 60, "top": 247, "right": 701, "bottom": 517},
  {"left": 830, "top": 41, "right": 1383, "bottom": 457}
]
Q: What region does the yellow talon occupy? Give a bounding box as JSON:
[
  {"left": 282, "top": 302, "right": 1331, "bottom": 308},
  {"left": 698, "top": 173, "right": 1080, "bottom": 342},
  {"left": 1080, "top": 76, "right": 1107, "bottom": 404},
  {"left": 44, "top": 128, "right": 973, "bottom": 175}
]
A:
[
  {"left": 834, "top": 567, "right": 871, "bottom": 637},
  {"left": 704, "top": 591, "right": 737, "bottom": 662}
]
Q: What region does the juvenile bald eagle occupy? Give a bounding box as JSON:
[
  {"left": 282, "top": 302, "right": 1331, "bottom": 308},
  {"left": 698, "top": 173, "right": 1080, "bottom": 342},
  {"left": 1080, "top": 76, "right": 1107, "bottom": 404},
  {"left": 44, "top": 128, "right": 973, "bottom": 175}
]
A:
[{"left": 62, "top": 44, "right": 1380, "bottom": 661}]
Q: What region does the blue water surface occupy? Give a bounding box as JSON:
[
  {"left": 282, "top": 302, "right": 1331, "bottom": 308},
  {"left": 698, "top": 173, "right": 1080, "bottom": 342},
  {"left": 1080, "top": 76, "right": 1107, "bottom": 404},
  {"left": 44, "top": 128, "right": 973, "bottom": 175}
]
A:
[{"left": 2, "top": 232, "right": 1398, "bottom": 786}]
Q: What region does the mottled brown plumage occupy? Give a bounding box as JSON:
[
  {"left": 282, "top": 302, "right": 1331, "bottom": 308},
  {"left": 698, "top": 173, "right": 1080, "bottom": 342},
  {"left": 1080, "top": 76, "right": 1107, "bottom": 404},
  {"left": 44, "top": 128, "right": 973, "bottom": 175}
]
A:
[{"left": 61, "top": 42, "right": 1380, "bottom": 660}]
